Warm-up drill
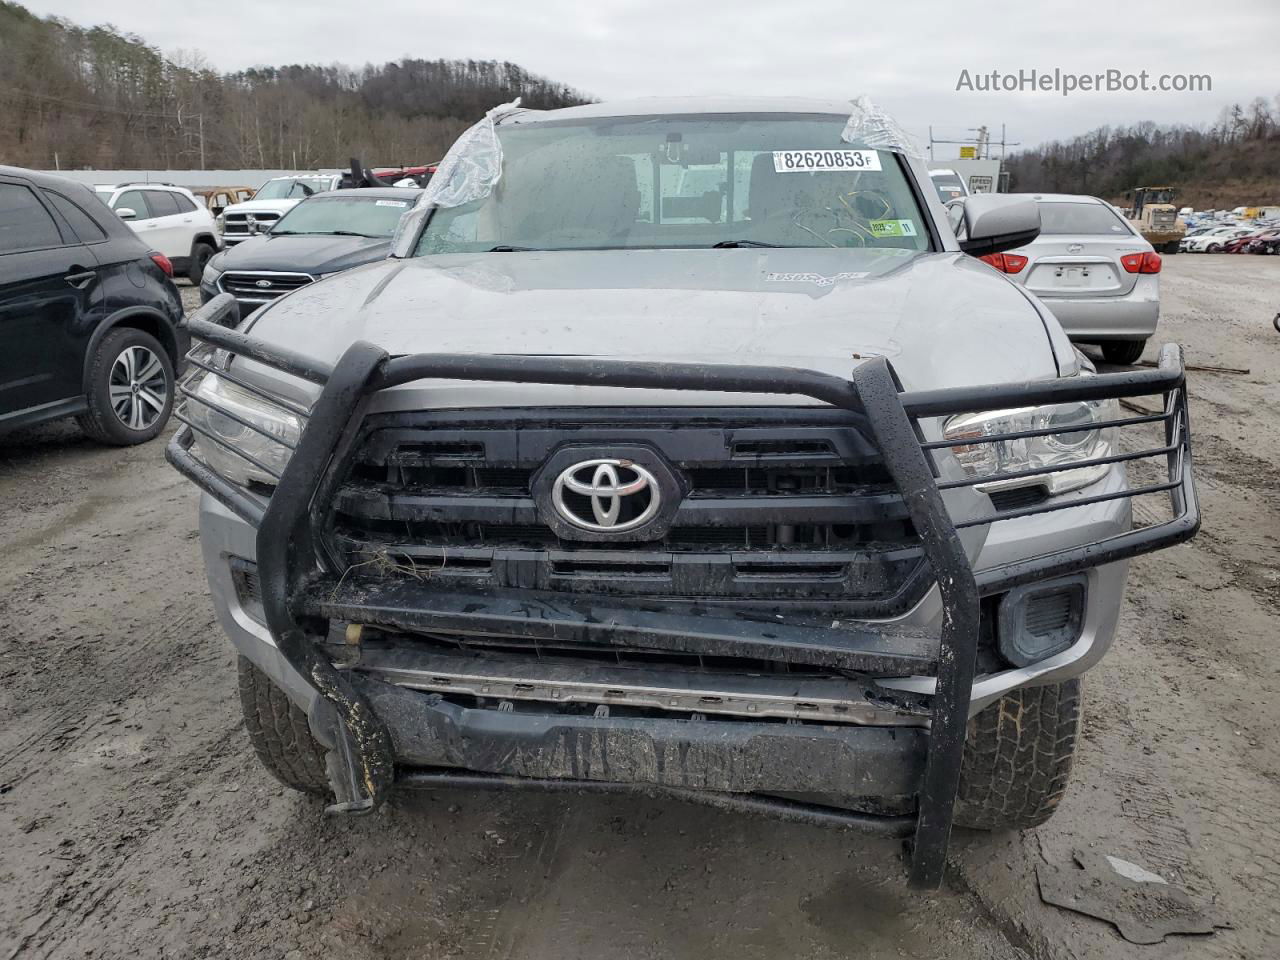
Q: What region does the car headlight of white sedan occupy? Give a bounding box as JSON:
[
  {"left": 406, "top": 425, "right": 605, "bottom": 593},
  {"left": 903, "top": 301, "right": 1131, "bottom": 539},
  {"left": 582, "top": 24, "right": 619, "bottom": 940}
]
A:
[
  {"left": 185, "top": 373, "right": 301, "bottom": 487},
  {"left": 944, "top": 397, "right": 1119, "bottom": 497}
]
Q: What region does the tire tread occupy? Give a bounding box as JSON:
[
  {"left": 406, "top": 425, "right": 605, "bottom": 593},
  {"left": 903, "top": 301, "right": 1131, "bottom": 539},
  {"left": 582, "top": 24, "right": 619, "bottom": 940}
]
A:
[
  {"left": 237, "top": 656, "right": 330, "bottom": 795},
  {"left": 954, "top": 678, "right": 1081, "bottom": 831}
]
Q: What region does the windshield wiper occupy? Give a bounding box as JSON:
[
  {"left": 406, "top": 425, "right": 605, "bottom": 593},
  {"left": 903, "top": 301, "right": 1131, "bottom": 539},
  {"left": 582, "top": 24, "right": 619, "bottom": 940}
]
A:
[
  {"left": 711, "top": 239, "right": 780, "bottom": 248},
  {"left": 326, "top": 230, "right": 382, "bottom": 238},
  {"left": 488, "top": 244, "right": 540, "bottom": 252}
]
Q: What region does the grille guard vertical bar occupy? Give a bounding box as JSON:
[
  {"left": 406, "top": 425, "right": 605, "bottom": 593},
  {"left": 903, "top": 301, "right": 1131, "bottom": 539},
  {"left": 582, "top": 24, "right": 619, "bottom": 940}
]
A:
[
  {"left": 255, "top": 340, "right": 395, "bottom": 815},
  {"left": 851, "top": 359, "right": 980, "bottom": 888}
]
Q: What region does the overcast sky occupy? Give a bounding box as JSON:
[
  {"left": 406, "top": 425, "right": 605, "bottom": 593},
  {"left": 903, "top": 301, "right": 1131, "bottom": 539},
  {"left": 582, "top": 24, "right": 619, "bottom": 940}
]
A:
[{"left": 25, "top": 0, "right": 1280, "bottom": 155}]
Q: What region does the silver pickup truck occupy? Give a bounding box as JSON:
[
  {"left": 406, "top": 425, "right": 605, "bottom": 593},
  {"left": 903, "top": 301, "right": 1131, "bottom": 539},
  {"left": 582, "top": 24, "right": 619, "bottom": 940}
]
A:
[{"left": 169, "top": 98, "right": 1198, "bottom": 888}]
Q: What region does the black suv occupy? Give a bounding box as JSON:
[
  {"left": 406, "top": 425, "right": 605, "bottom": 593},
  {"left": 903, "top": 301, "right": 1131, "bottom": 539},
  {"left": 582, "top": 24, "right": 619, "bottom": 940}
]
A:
[{"left": 0, "top": 166, "right": 186, "bottom": 444}]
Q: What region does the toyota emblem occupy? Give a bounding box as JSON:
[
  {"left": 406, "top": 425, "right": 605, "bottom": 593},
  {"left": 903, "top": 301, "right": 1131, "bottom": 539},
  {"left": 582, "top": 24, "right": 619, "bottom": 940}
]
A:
[
  {"left": 551, "top": 459, "right": 661, "bottom": 533},
  {"left": 255, "top": 279, "right": 273, "bottom": 288}
]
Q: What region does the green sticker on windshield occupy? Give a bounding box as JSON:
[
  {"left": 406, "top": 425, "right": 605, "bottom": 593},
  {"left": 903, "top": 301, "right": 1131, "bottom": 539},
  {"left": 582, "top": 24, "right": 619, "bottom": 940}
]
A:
[{"left": 868, "top": 219, "right": 918, "bottom": 238}]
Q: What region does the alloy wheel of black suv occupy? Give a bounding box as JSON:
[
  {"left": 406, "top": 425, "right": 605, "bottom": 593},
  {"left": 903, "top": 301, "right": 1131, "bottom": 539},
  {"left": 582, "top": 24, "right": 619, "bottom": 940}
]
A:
[{"left": 0, "top": 166, "right": 187, "bottom": 445}]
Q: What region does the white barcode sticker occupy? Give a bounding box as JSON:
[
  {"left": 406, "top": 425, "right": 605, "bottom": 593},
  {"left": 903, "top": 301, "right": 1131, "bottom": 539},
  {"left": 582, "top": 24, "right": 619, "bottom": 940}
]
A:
[
  {"left": 772, "top": 149, "right": 881, "bottom": 173},
  {"left": 376, "top": 200, "right": 409, "bottom": 207}
]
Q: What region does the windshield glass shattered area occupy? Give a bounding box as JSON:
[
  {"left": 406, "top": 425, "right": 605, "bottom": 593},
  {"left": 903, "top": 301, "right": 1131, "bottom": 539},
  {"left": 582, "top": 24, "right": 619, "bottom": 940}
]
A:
[
  {"left": 271, "top": 196, "right": 412, "bottom": 238},
  {"left": 253, "top": 178, "right": 332, "bottom": 200},
  {"left": 415, "top": 116, "right": 930, "bottom": 254}
]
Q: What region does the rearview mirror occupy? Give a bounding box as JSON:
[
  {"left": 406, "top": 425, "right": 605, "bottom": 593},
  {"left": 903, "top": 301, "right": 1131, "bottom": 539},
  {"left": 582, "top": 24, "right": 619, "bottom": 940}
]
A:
[
  {"left": 116, "top": 207, "right": 137, "bottom": 221},
  {"left": 956, "top": 195, "right": 1040, "bottom": 256}
]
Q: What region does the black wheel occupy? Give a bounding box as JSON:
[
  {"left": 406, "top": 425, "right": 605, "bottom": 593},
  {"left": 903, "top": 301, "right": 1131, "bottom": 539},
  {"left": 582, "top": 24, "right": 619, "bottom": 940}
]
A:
[
  {"left": 954, "top": 679, "right": 1081, "bottom": 831},
  {"left": 1206, "top": 242, "right": 1222, "bottom": 254},
  {"left": 75, "top": 327, "right": 174, "bottom": 445},
  {"left": 1163, "top": 241, "right": 1179, "bottom": 254},
  {"left": 1101, "top": 339, "right": 1147, "bottom": 365},
  {"left": 188, "top": 241, "right": 216, "bottom": 284},
  {"left": 237, "top": 656, "right": 330, "bottom": 796}
]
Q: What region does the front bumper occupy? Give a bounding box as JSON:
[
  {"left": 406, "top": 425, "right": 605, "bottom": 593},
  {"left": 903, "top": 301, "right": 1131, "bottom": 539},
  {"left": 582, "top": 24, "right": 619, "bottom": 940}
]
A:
[{"left": 168, "top": 293, "right": 1199, "bottom": 888}]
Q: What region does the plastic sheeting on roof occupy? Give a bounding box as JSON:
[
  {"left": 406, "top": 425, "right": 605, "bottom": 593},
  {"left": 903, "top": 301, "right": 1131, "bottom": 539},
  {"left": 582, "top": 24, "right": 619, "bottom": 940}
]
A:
[
  {"left": 840, "top": 96, "right": 923, "bottom": 159},
  {"left": 418, "top": 98, "right": 526, "bottom": 210}
]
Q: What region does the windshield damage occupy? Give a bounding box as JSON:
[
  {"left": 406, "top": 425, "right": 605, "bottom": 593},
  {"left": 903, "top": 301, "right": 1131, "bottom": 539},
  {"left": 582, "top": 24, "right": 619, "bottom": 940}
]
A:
[{"left": 411, "top": 97, "right": 931, "bottom": 255}]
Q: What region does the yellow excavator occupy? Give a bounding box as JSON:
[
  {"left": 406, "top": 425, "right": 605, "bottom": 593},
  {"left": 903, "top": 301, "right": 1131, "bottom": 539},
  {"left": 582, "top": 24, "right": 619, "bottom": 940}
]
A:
[{"left": 1123, "top": 186, "right": 1185, "bottom": 253}]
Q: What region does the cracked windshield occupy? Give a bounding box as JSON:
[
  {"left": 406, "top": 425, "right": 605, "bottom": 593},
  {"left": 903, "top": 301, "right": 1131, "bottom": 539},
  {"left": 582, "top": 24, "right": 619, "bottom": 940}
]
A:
[{"left": 418, "top": 116, "right": 930, "bottom": 253}]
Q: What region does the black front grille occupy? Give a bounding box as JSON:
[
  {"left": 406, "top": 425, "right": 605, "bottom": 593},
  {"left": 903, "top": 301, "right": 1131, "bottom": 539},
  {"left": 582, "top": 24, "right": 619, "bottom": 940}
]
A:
[
  {"left": 220, "top": 271, "right": 314, "bottom": 301},
  {"left": 323, "top": 408, "right": 930, "bottom": 615}
]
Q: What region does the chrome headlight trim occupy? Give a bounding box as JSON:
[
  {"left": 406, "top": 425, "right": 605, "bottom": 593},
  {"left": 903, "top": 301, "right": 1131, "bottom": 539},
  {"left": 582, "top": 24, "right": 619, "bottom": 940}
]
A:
[{"left": 943, "top": 396, "right": 1119, "bottom": 497}]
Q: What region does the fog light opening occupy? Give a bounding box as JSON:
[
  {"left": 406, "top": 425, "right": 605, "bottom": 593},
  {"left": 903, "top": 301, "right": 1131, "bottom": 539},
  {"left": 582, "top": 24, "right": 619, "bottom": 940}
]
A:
[{"left": 996, "top": 575, "right": 1087, "bottom": 668}]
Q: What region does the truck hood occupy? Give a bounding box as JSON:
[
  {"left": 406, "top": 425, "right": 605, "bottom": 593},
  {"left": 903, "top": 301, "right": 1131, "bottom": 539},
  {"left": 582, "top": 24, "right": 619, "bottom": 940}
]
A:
[
  {"left": 222, "top": 199, "right": 302, "bottom": 216},
  {"left": 214, "top": 233, "right": 391, "bottom": 276},
  {"left": 243, "top": 247, "right": 1064, "bottom": 403}
]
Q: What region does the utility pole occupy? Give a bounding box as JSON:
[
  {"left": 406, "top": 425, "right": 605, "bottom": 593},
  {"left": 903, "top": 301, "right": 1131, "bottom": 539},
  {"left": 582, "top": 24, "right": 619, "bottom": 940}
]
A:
[{"left": 199, "top": 114, "right": 206, "bottom": 169}]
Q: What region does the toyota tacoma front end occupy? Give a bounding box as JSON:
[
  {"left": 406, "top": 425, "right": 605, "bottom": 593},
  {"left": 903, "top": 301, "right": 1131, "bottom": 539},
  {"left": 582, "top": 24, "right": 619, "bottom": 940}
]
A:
[{"left": 169, "top": 98, "right": 1198, "bottom": 888}]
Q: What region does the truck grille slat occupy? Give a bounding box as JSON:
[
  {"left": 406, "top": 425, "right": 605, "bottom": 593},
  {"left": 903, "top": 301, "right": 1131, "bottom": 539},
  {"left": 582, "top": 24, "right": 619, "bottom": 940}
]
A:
[
  {"left": 325, "top": 410, "right": 931, "bottom": 615},
  {"left": 221, "top": 212, "right": 281, "bottom": 243}
]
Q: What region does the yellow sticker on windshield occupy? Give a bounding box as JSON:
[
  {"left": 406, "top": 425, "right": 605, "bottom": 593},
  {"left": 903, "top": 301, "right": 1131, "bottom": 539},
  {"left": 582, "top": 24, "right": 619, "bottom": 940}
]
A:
[{"left": 868, "top": 219, "right": 918, "bottom": 238}]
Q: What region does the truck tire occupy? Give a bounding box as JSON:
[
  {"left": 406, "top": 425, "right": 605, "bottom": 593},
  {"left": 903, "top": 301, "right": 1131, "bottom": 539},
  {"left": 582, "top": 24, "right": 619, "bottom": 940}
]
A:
[
  {"left": 76, "top": 327, "right": 174, "bottom": 445},
  {"left": 954, "top": 678, "right": 1081, "bottom": 831},
  {"left": 237, "top": 656, "right": 331, "bottom": 796},
  {"left": 1163, "top": 241, "right": 1179, "bottom": 254},
  {"left": 188, "top": 241, "right": 216, "bottom": 284},
  {"left": 1101, "top": 339, "right": 1147, "bottom": 365}
]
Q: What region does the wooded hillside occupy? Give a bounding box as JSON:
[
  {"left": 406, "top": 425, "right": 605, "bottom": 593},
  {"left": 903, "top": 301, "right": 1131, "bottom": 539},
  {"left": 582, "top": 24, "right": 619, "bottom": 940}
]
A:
[
  {"left": 1005, "top": 98, "right": 1280, "bottom": 208},
  {"left": 0, "top": 0, "right": 591, "bottom": 170}
]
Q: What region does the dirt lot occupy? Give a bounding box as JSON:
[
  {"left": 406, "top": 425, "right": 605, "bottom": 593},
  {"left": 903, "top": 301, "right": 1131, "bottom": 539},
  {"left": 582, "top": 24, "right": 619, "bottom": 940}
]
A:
[{"left": 1, "top": 256, "right": 1277, "bottom": 960}]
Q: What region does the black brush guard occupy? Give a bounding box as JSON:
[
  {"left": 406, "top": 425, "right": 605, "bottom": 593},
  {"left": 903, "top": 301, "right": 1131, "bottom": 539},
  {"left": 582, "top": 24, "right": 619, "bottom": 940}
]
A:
[{"left": 168, "top": 293, "right": 1199, "bottom": 888}]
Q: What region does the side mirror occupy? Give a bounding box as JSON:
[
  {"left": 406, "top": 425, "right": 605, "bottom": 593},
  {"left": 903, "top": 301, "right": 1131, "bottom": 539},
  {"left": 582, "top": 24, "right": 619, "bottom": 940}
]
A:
[
  {"left": 116, "top": 207, "right": 137, "bottom": 221},
  {"left": 956, "top": 195, "right": 1040, "bottom": 256}
]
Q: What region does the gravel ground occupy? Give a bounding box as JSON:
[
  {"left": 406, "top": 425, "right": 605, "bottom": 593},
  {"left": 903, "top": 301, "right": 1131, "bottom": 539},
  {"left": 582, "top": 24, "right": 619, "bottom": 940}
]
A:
[{"left": 1, "top": 257, "right": 1277, "bottom": 960}]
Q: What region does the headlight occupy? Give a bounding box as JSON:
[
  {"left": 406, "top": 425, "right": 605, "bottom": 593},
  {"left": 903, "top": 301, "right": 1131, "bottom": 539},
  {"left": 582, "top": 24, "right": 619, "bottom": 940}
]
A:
[
  {"left": 215, "top": 213, "right": 225, "bottom": 233},
  {"left": 185, "top": 374, "right": 301, "bottom": 487},
  {"left": 201, "top": 260, "right": 223, "bottom": 287},
  {"left": 944, "top": 397, "right": 1118, "bottom": 497}
]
